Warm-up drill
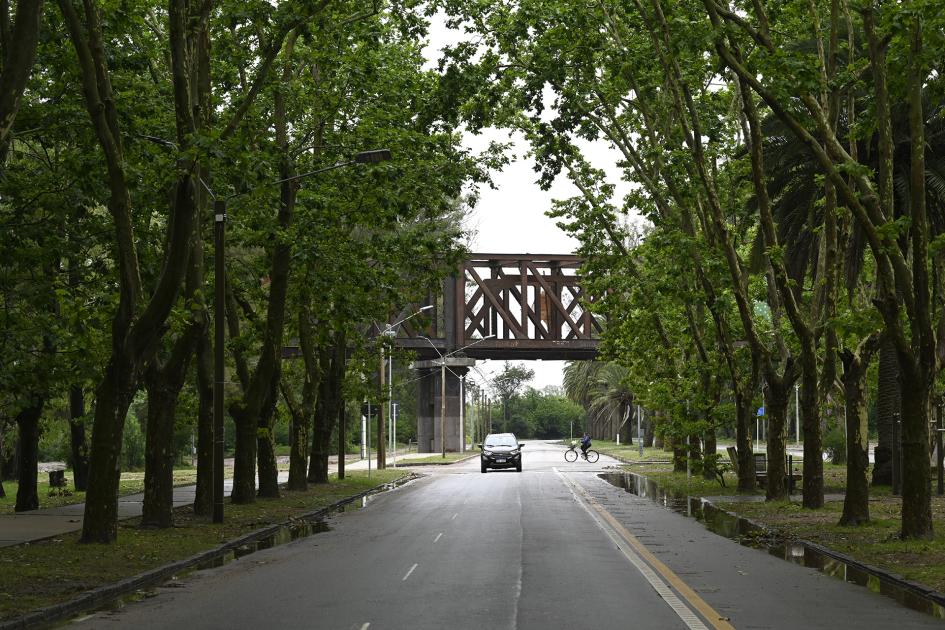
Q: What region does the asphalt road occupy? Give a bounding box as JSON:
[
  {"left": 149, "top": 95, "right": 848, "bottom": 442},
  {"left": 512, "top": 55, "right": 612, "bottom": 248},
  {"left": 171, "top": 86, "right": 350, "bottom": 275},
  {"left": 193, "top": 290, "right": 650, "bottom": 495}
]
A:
[{"left": 74, "top": 441, "right": 944, "bottom": 629}]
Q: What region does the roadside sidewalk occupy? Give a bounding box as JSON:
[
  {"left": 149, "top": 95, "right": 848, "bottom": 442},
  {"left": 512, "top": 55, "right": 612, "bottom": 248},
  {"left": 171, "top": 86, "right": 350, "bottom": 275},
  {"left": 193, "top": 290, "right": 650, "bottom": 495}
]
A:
[{"left": 0, "top": 449, "right": 469, "bottom": 548}]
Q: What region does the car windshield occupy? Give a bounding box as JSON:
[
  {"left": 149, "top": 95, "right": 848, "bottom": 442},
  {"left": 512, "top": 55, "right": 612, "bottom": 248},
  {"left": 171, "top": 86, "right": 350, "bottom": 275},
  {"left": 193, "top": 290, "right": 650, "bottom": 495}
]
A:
[{"left": 484, "top": 435, "right": 517, "bottom": 448}]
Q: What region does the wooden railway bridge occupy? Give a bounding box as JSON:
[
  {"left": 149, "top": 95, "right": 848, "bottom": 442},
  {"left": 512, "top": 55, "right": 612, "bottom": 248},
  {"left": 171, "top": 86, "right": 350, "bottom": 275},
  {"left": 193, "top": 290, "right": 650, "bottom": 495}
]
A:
[{"left": 388, "top": 253, "right": 602, "bottom": 452}]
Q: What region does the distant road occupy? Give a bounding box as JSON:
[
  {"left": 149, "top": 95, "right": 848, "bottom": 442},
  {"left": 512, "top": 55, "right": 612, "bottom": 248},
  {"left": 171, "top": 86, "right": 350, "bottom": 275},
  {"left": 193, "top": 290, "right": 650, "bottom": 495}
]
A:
[{"left": 81, "top": 440, "right": 941, "bottom": 629}]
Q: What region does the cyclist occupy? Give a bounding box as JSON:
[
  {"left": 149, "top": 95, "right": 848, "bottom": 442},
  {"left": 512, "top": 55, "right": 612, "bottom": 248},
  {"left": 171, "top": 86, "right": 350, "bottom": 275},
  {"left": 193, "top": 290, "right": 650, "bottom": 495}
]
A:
[{"left": 580, "top": 432, "right": 592, "bottom": 459}]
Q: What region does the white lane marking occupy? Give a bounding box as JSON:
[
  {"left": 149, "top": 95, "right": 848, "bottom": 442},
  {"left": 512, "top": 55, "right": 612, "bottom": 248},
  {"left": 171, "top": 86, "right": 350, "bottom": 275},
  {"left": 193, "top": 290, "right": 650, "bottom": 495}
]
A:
[
  {"left": 402, "top": 563, "right": 418, "bottom": 581},
  {"left": 434, "top": 532, "right": 443, "bottom": 543},
  {"left": 510, "top": 479, "right": 524, "bottom": 629},
  {"left": 451, "top": 512, "right": 458, "bottom": 520},
  {"left": 360, "top": 624, "right": 370, "bottom": 630},
  {"left": 553, "top": 467, "right": 710, "bottom": 630}
]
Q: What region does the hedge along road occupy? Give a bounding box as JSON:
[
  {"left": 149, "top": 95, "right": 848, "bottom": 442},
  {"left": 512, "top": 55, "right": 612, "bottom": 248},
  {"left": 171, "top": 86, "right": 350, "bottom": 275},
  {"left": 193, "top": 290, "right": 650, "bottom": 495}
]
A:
[{"left": 75, "top": 441, "right": 943, "bottom": 629}]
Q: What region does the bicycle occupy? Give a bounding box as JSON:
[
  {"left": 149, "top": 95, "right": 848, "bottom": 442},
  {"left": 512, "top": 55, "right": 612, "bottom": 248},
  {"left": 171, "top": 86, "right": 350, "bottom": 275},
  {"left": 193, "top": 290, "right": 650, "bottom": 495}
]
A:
[{"left": 564, "top": 444, "right": 599, "bottom": 463}]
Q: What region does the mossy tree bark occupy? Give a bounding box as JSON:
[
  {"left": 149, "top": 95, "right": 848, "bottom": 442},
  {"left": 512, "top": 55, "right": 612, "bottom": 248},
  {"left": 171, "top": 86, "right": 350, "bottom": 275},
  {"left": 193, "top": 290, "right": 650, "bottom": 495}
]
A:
[
  {"left": 0, "top": 0, "right": 43, "bottom": 154},
  {"left": 839, "top": 337, "right": 880, "bottom": 526},
  {"left": 59, "top": 0, "right": 199, "bottom": 543},
  {"left": 764, "top": 382, "right": 789, "bottom": 502},
  {"left": 309, "top": 333, "right": 346, "bottom": 483}
]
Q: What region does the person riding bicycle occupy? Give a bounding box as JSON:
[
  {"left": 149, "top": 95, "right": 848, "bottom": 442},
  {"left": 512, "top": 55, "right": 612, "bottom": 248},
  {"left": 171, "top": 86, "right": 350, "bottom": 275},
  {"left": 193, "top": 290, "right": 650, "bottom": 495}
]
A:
[{"left": 580, "top": 432, "right": 592, "bottom": 459}]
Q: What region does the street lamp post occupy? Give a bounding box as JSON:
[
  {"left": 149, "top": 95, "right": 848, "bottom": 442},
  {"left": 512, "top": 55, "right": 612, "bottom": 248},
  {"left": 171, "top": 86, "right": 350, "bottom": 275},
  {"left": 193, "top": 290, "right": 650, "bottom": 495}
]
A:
[
  {"left": 211, "top": 149, "right": 391, "bottom": 523},
  {"left": 440, "top": 359, "right": 446, "bottom": 457},
  {"left": 213, "top": 200, "right": 226, "bottom": 523},
  {"left": 637, "top": 404, "right": 643, "bottom": 457},
  {"left": 380, "top": 305, "right": 433, "bottom": 468},
  {"left": 460, "top": 374, "right": 466, "bottom": 451},
  {"left": 392, "top": 403, "right": 399, "bottom": 468}
]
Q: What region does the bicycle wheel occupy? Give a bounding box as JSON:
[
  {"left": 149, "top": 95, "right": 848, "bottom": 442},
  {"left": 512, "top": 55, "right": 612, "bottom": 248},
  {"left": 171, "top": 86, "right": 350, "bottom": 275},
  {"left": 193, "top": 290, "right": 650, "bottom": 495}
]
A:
[
  {"left": 564, "top": 448, "right": 578, "bottom": 462},
  {"left": 585, "top": 449, "right": 599, "bottom": 463}
]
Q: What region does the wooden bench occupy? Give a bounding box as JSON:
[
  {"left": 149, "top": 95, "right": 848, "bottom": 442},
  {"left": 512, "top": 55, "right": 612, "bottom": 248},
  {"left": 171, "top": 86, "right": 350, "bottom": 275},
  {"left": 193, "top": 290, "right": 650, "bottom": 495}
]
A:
[{"left": 727, "top": 447, "right": 801, "bottom": 490}]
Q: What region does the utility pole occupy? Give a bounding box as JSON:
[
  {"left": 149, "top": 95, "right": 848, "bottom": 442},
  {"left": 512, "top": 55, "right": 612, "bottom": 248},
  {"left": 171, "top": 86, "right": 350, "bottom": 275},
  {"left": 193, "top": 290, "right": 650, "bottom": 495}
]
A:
[
  {"left": 638, "top": 405, "right": 644, "bottom": 457},
  {"left": 378, "top": 351, "right": 386, "bottom": 469},
  {"left": 440, "top": 359, "right": 447, "bottom": 457}
]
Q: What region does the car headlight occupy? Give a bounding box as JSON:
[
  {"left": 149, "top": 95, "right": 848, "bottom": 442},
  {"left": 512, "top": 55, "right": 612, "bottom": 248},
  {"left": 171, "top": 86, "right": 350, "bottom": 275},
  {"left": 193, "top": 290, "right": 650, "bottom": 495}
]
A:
[
  {"left": 483, "top": 450, "right": 493, "bottom": 456},
  {"left": 509, "top": 449, "right": 520, "bottom": 456}
]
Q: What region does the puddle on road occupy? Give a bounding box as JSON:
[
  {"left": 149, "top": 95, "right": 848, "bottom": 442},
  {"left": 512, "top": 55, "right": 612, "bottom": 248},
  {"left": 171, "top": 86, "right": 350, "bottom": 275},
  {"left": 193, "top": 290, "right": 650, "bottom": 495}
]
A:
[{"left": 598, "top": 472, "right": 945, "bottom": 620}]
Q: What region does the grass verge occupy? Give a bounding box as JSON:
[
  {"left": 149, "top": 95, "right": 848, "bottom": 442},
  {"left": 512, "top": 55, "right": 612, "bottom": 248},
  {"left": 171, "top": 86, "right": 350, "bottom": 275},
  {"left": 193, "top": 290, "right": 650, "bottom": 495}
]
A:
[
  {"left": 714, "top": 495, "right": 945, "bottom": 593},
  {"left": 591, "top": 442, "right": 945, "bottom": 595},
  {"left": 0, "top": 469, "right": 407, "bottom": 621}
]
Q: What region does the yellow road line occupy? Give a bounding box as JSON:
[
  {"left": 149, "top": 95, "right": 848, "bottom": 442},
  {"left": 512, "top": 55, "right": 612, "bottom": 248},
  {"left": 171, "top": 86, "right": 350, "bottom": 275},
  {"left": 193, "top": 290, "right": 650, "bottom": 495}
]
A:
[{"left": 557, "top": 469, "right": 735, "bottom": 630}]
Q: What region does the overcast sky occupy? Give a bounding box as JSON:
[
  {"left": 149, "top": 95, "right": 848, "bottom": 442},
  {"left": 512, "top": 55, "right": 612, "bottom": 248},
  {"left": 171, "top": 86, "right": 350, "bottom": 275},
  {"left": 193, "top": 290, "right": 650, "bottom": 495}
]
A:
[
  {"left": 424, "top": 16, "right": 628, "bottom": 392},
  {"left": 462, "top": 131, "right": 578, "bottom": 391}
]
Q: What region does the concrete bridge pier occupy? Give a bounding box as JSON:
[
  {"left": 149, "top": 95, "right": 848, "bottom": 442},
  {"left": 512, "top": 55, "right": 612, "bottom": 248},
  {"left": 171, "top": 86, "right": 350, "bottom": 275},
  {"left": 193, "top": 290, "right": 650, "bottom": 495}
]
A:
[{"left": 414, "top": 357, "right": 476, "bottom": 453}]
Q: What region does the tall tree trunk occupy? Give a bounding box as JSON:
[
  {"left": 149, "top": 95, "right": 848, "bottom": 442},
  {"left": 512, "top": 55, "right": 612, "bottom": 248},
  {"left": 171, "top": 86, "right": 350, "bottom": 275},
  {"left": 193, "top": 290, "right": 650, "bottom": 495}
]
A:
[
  {"left": 309, "top": 379, "right": 334, "bottom": 484},
  {"left": 0, "top": 0, "right": 44, "bottom": 154},
  {"left": 229, "top": 404, "right": 258, "bottom": 503},
  {"left": 142, "top": 230, "right": 204, "bottom": 527},
  {"left": 672, "top": 439, "right": 686, "bottom": 472},
  {"left": 142, "top": 366, "right": 180, "bottom": 529},
  {"left": 799, "top": 361, "right": 824, "bottom": 508},
  {"left": 190, "top": 15, "right": 212, "bottom": 517},
  {"left": 61, "top": 0, "right": 199, "bottom": 543},
  {"left": 256, "top": 375, "right": 280, "bottom": 498},
  {"left": 764, "top": 381, "right": 789, "bottom": 501},
  {"left": 839, "top": 339, "right": 878, "bottom": 526},
  {"left": 309, "top": 333, "right": 345, "bottom": 483},
  {"left": 688, "top": 433, "right": 702, "bottom": 470},
  {"left": 14, "top": 398, "right": 44, "bottom": 512},
  {"left": 286, "top": 401, "right": 309, "bottom": 491},
  {"left": 702, "top": 420, "right": 717, "bottom": 481},
  {"left": 68, "top": 385, "right": 89, "bottom": 491},
  {"left": 872, "top": 335, "right": 898, "bottom": 485},
  {"left": 899, "top": 372, "right": 933, "bottom": 539},
  {"left": 735, "top": 391, "right": 755, "bottom": 492},
  {"left": 82, "top": 352, "right": 139, "bottom": 541},
  {"left": 643, "top": 411, "right": 654, "bottom": 447},
  {"left": 246, "top": 29, "right": 302, "bottom": 500},
  {"left": 701, "top": 378, "right": 720, "bottom": 481},
  {"left": 898, "top": 12, "right": 934, "bottom": 541},
  {"left": 285, "top": 298, "right": 317, "bottom": 491}
]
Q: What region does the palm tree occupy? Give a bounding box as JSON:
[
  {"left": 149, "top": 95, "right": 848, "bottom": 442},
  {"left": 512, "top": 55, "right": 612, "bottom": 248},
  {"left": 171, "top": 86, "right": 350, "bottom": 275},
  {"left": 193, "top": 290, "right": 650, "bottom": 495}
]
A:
[
  {"left": 564, "top": 361, "right": 635, "bottom": 441},
  {"left": 752, "top": 90, "right": 945, "bottom": 487}
]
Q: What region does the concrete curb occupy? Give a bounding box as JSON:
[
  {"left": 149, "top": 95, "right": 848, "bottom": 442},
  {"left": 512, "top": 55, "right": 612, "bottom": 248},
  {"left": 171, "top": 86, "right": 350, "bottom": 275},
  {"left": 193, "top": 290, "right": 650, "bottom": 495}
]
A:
[
  {"left": 0, "top": 473, "right": 420, "bottom": 630},
  {"left": 606, "top": 464, "right": 945, "bottom": 614},
  {"left": 799, "top": 539, "right": 945, "bottom": 609}
]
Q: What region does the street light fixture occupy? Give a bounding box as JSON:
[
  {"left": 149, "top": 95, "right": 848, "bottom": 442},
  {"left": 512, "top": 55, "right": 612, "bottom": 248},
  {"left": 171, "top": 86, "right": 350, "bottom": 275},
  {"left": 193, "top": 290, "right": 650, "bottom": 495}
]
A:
[
  {"left": 418, "top": 335, "right": 495, "bottom": 457},
  {"left": 355, "top": 149, "right": 393, "bottom": 164},
  {"left": 211, "top": 149, "right": 391, "bottom": 523}
]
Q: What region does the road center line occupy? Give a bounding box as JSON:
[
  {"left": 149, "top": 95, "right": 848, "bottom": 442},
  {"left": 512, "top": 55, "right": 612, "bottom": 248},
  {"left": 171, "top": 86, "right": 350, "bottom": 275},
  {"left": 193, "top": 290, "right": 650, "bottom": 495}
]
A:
[
  {"left": 451, "top": 512, "right": 458, "bottom": 520},
  {"left": 360, "top": 624, "right": 370, "bottom": 630},
  {"left": 402, "top": 563, "right": 418, "bottom": 581},
  {"left": 434, "top": 532, "right": 443, "bottom": 543},
  {"left": 554, "top": 468, "right": 734, "bottom": 630}
]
